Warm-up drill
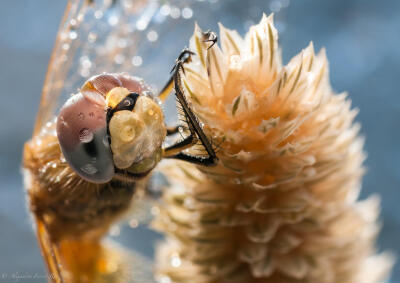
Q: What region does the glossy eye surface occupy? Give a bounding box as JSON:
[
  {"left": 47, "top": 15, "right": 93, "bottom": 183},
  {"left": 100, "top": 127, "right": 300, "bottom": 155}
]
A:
[{"left": 56, "top": 92, "right": 115, "bottom": 183}]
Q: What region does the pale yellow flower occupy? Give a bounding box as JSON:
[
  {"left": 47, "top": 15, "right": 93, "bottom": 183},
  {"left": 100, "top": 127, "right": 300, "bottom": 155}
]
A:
[{"left": 153, "top": 14, "right": 394, "bottom": 283}]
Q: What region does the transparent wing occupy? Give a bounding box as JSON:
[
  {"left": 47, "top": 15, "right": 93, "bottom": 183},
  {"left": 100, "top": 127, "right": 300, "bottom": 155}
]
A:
[{"left": 33, "top": 0, "right": 158, "bottom": 136}]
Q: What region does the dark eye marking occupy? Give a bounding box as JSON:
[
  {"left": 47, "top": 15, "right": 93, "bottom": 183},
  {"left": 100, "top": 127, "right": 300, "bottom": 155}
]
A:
[
  {"left": 106, "top": 92, "right": 139, "bottom": 124},
  {"left": 83, "top": 139, "right": 98, "bottom": 158}
]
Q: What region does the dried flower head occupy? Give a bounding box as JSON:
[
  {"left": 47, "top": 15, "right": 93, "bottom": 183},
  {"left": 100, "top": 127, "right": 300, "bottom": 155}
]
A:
[{"left": 153, "top": 14, "right": 394, "bottom": 283}]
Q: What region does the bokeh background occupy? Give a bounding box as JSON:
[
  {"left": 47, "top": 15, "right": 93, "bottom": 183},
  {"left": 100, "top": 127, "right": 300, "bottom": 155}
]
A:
[{"left": 0, "top": 0, "right": 399, "bottom": 282}]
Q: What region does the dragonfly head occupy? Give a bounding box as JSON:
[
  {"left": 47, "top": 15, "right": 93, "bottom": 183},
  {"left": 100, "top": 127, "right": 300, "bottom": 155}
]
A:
[{"left": 56, "top": 74, "right": 166, "bottom": 183}]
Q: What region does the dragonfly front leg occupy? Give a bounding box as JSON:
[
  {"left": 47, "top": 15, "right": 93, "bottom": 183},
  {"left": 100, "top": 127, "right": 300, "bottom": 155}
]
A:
[{"left": 157, "top": 49, "right": 194, "bottom": 102}]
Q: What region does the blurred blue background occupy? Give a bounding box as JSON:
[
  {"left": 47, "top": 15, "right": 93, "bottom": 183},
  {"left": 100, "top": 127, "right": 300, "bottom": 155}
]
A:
[{"left": 0, "top": 0, "right": 399, "bottom": 282}]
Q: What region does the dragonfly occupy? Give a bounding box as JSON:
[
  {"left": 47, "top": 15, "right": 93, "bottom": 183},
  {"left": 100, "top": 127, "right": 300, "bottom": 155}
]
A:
[{"left": 23, "top": 1, "right": 218, "bottom": 282}]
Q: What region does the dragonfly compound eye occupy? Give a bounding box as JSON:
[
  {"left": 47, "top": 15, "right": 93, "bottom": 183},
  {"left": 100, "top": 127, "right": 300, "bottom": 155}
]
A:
[{"left": 56, "top": 92, "right": 115, "bottom": 183}]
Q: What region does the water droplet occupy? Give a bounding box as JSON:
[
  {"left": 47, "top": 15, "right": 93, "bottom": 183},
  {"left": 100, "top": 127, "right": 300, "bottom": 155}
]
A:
[
  {"left": 69, "top": 31, "right": 78, "bottom": 40},
  {"left": 147, "top": 30, "right": 158, "bottom": 42},
  {"left": 160, "top": 4, "right": 171, "bottom": 16},
  {"left": 59, "top": 117, "right": 67, "bottom": 127},
  {"left": 184, "top": 197, "right": 194, "bottom": 209},
  {"left": 109, "top": 225, "right": 120, "bottom": 237},
  {"left": 142, "top": 91, "right": 153, "bottom": 98},
  {"left": 230, "top": 55, "right": 242, "bottom": 69},
  {"left": 269, "top": 0, "right": 282, "bottom": 12},
  {"left": 79, "top": 128, "right": 94, "bottom": 143},
  {"left": 81, "top": 163, "right": 98, "bottom": 175},
  {"left": 170, "top": 7, "right": 181, "bottom": 19},
  {"left": 78, "top": 112, "right": 85, "bottom": 120},
  {"left": 170, "top": 254, "right": 182, "bottom": 267},
  {"left": 80, "top": 56, "right": 92, "bottom": 68},
  {"left": 80, "top": 69, "right": 90, "bottom": 78},
  {"left": 108, "top": 15, "right": 119, "bottom": 26},
  {"left": 182, "top": 7, "right": 193, "bottom": 19},
  {"left": 131, "top": 55, "right": 143, "bottom": 67},
  {"left": 151, "top": 206, "right": 160, "bottom": 215},
  {"left": 94, "top": 10, "right": 103, "bottom": 19},
  {"left": 60, "top": 55, "right": 68, "bottom": 62},
  {"left": 159, "top": 276, "right": 172, "bottom": 283},
  {"left": 88, "top": 32, "right": 97, "bottom": 43},
  {"left": 114, "top": 54, "right": 125, "bottom": 64},
  {"left": 103, "top": 136, "right": 110, "bottom": 147},
  {"left": 136, "top": 19, "right": 147, "bottom": 31},
  {"left": 154, "top": 97, "right": 162, "bottom": 105},
  {"left": 62, "top": 43, "right": 70, "bottom": 51},
  {"left": 118, "top": 38, "right": 128, "bottom": 48},
  {"left": 129, "top": 219, "right": 139, "bottom": 228},
  {"left": 70, "top": 19, "right": 77, "bottom": 27}
]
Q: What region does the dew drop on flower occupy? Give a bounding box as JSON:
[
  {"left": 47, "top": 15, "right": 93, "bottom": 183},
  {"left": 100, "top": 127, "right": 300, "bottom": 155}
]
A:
[{"left": 230, "top": 55, "right": 242, "bottom": 69}]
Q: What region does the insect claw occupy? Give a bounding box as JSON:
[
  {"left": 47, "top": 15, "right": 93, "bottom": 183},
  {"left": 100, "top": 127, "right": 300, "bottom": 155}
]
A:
[
  {"left": 202, "top": 30, "right": 218, "bottom": 49},
  {"left": 171, "top": 49, "right": 196, "bottom": 74}
]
